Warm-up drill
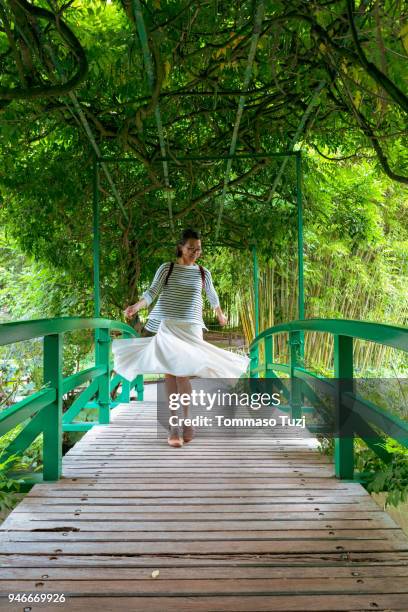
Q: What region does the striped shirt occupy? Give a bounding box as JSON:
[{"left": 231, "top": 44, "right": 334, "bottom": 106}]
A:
[{"left": 141, "top": 262, "right": 220, "bottom": 332}]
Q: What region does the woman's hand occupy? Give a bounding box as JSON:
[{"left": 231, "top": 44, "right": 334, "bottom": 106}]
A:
[
  {"left": 218, "top": 313, "right": 228, "bottom": 326},
  {"left": 124, "top": 297, "right": 148, "bottom": 319},
  {"left": 123, "top": 303, "right": 140, "bottom": 318},
  {"left": 214, "top": 306, "right": 228, "bottom": 327}
]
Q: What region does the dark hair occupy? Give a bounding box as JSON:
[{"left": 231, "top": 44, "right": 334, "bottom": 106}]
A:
[{"left": 175, "top": 228, "right": 201, "bottom": 257}]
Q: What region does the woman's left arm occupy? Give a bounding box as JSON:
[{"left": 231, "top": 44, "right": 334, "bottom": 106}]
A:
[{"left": 204, "top": 269, "right": 228, "bottom": 326}]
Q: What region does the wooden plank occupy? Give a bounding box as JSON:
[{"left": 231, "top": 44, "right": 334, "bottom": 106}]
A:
[
  {"left": 68, "top": 444, "right": 323, "bottom": 450},
  {"left": 24, "top": 486, "right": 368, "bottom": 496},
  {"left": 0, "top": 529, "right": 404, "bottom": 542},
  {"left": 23, "top": 492, "right": 369, "bottom": 500},
  {"left": 2, "top": 510, "right": 393, "bottom": 521},
  {"left": 35, "top": 477, "right": 364, "bottom": 487},
  {"left": 59, "top": 474, "right": 340, "bottom": 480},
  {"left": 1, "top": 519, "right": 399, "bottom": 531},
  {"left": 1, "top": 576, "right": 408, "bottom": 595},
  {"left": 2, "top": 594, "right": 408, "bottom": 611},
  {"left": 64, "top": 449, "right": 329, "bottom": 453},
  {"left": 63, "top": 449, "right": 329, "bottom": 455},
  {"left": 16, "top": 495, "right": 374, "bottom": 505},
  {"left": 65, "top": 448, "right": 324, "bottom": 452},
  {"left": 3, "top": 565, "right": 408, "bottom": 580},
  {"left": 60, "top": 470, "right": 336, "bottom": 476},
  {"left": 64, "top": 459, "right": 331, "bottom": 465},
  {"left": 64, "top": 448, "right": 330, "bottom": 454},
  {"left": 12, "top": 500, "right": 382, "bottom": 511},
  {"left": 64, "top": 456, "right": 332, "bottom": 462},
  {"left": 0, "top": 540, "right": 407, "bottom": 554},
  {"left": 2, "top": 552, "right": 408, "bottom": 568}
]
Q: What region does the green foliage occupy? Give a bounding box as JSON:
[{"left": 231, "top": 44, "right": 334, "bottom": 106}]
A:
[
  {"left": 0, "top": 341, "right": 42, "bottom": 409},
  {"left": 356, "top": 439, "right": 408, "bottom": 508},
  {"left": 316, "top": 436, "right": 335, "bottom": 456},
  {"left": 0, "top": 226, "right": 97, "bottom": 405},
  {"left": 1, "top": 0, "right": 407, "bottom": 316},
  {"left": 0, "top": 419, "right": 45, "bottom": 513},
  {"left": 0, "top": 424, "right": 43, "bottom": 473},
  {"left": 317, "top": 436, "right": 408, "bottom": 508},
  {"left": 0, "top": 453, "right": 25, "bottom": 514},
  {"left": 0, "top": 424, "right": 44, "bottom": 515}
]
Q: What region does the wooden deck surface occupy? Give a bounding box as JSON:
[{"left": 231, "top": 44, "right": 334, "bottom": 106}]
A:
[{"left": 1, "top": 383, "right": 408, "bottom": 611}]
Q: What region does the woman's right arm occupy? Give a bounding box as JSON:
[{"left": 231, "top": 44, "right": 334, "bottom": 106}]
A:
[{"left": 123, "top": 263, "right": 169, "bottom": 318}]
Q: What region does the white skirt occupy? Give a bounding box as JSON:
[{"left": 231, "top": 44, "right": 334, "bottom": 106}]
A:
[{"left": 111, "top": 319, "right": 250, "bottom": 380}]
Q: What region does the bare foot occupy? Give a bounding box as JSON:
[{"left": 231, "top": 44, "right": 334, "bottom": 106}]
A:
[
  {"left": 183, "top": 424, "right": 194, "bottom": 443},
  {"left": 168, "top": 426, "right": 183, "bottom": 448}
]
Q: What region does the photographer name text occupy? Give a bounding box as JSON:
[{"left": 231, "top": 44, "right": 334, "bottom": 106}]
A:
[{"left": 169, "top": 415, "right": 306, "bottom": 428}]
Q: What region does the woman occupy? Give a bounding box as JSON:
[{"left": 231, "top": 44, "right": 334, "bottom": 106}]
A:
[{"left": 112, "top": 228, "right": 250, "bottom": 448}]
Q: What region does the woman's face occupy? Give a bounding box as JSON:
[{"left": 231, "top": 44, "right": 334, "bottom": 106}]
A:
[{"left": 180, "top": 238, "right": 202, "bottom": 264}]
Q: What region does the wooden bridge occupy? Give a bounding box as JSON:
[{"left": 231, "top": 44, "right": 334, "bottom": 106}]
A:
[{"left": 1, "top": 382, "right": 408, "bottom": 611}]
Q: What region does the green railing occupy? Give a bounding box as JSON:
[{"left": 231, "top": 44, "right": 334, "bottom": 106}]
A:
[
  {"left": 249, "top": 318, "right": 408, "bottom": 481},
  {"left": 0, "top": 316, "right": 143, "bottom": 483}
]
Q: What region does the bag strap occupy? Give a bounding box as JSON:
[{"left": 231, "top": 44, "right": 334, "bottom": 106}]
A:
[
  {"left": 164, "top": 261, "right": 174, "bottom": 285},
  {"left": 199, "top": 264, "right": 205, "bottom": 289},
  {"left": 164, "top": 261, "right": 205, "bottom": 289}
]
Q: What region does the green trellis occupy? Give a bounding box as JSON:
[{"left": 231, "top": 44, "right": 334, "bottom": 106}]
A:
[{"left": 91, "top": 150, "right": 305, "bottom": 340}]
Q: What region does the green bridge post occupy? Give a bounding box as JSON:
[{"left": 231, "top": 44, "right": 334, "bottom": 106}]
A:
[
  {"left": 119, "top": 331, "right": 131, "bottom": 403},
  {"left": 334, "top": 334, "right": 354, "bottom": 479},
  {"left": 264, "top": 335, "right": 274, "bottom": 378},
  {"left": 97, "top": 327, "right": 111, "bottom": 424},
  {"left": 43, "top": 334, "right": 63, "bottom": 480},
  {"left": 289, "top": 330, "right": 302, "bottom": 420},
  {"left": 296, "top": 152, "right": 304, "bottom": 322},
  {"left": 251, "top": 245, "right": 259, "bottom": 378},
  {"left": 135, "top": 375, "right": 144, "bottom": 401},
  {"left": 296, "top": 152, "right": 305, "bottom": 363}
]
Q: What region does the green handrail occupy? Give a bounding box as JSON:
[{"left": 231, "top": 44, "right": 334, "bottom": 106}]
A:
[
  {"left": 251, "top": 318, "right": 408, "bottom": 351},
  {"left": 0, "top": 316, "right": 134, "bottom": 345},
  {"left": 0, "top": 316, "right": 143, "bottom": 483},
  {"left": 249, "top": 318, "right": 408, "bottom": 481}
]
